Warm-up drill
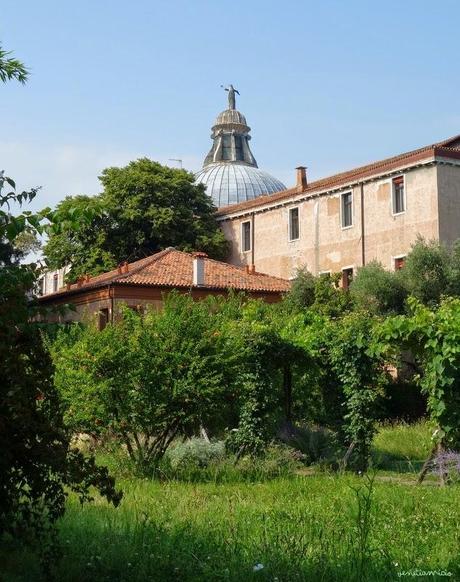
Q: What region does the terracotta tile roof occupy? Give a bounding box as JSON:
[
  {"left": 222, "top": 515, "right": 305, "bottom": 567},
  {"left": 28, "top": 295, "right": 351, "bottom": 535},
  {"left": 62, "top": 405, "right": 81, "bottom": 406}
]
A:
[
  {"left": 39, "top": 248, "right": 291, "bottom": 299},
  {"left": 216, "top": 135, "right": 460, "bottom": 217}
]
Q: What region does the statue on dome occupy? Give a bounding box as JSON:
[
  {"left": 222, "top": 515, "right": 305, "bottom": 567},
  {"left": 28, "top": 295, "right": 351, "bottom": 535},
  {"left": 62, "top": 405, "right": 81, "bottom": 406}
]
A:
[{"left": 222, "top": 84, "right": 239, "bottom": 110}]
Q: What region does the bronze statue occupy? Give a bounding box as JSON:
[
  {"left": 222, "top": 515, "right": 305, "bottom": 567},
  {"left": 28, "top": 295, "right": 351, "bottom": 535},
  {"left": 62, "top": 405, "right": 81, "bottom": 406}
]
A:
[{"left": 221, "top": 84, "right": 239, "bottom": 110}]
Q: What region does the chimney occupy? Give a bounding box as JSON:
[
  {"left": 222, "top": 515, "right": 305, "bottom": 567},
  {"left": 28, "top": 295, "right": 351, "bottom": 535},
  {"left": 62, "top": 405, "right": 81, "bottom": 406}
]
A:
[
  {"left": 250, "top": 264, "right": 256, "bottom": 274},
  {"left": 245, "top": 264, "right": 250, "bottom": 274},
  {"left": 122, "top": 261, "right": 129, "bottom": 273},
  {"left": 85, "top": 274, "right": 90, "bottom": 283},
  {"left": 296, "top": 166, "right": 307, "bottom": 192},
  {"left": 66, "top": 282, "right": 71, "bottom": 291},
  {"left": 117, "top": 264, "right": 123, "bottom": 274},
  {"left": 192, "top": 252, "right": 207, "bottom": 286}
]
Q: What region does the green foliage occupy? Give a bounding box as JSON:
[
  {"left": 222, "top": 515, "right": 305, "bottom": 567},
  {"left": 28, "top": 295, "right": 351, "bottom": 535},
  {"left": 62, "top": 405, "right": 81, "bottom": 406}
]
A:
[
  {"left": 0, "top": 178, "right": 121, "bottom": 571},
  {"left": 380, "top": 297, "right": 460, "bottom": 450},
  {"left": 284, "top": 267, "right": 315, "bottom": 310},
  {"left": 313, "top": 272, "right": 352, "bottom": 317},
  {"left": 403, "top": 237, "right": 451, "bottom": 305},
  {"left": 166, "top": 438, "right": 226, "bottom": 470},
  {"left": 5, "top": 447, "right": 460, "bottom": 582},
  {"left": 0, "top": 42, "right": 28, "bottom": 83},
  {"left": 350, "top": 260, "right": 408, "bottom": 315},
  {"left": 285, "top": 269, "right": 351, "bottom": 317},
  {"left": 329, "top": 314, "right": 388, "bottom": 471},
  {"left": 44, "top": 159, "right": 229, "bottom": 281},
  {"left": 51, "top": 295, "right": 238, "bottom": 471},
  {"left": 44, "top": 194, "right": 115, "bottom": 277}
]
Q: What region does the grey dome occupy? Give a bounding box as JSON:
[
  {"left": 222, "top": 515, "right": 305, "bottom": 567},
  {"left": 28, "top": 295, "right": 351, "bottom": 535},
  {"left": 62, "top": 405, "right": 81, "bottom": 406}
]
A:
[
  {"left": 196, "top": 87, "right": 286, "bottom": 208},
  {"left": 214, "top": 109, "right": 247, "bottom": 127},
  {"left": 195, "top": 163, "right": 286, "bottom": 207}
]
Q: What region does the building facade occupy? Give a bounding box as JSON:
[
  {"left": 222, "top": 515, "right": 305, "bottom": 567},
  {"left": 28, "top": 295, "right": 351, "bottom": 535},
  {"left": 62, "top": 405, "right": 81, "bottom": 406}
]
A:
[
  {"left": 216, "top": 136, "right": 460, "bottom": 284},
  {"left": 38, "top": 248, "right": 290, "bottom": 325}
]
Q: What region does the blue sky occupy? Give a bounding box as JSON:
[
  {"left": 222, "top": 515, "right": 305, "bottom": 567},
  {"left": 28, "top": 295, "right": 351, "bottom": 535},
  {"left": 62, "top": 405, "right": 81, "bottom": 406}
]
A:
[{"left": 2, "top": 0, "right": 460, "bottom": 210}]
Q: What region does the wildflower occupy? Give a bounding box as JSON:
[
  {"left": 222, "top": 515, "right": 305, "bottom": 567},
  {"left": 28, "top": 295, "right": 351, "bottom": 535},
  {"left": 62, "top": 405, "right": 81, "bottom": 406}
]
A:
[{"left": 253, "top": 563, "right": 264, "bottom": 572}]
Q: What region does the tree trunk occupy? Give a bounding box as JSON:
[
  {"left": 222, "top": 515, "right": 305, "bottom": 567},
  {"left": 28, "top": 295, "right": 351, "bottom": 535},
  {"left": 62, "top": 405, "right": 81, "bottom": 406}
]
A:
[
  {"left": 283, "top": 364, "right": 293, "bottom": 423},
  {"left": 417, "top": 443, "right": 438, "bottom": 485}
]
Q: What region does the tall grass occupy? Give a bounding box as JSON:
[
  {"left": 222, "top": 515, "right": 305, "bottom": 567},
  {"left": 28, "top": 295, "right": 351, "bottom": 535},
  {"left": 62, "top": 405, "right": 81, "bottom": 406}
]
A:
[
  {"left": 372, "top": 419, "right": 432, "bottom": 473},
  {"left": 3, "top": 422, "right": 459, "bottom": 581}
]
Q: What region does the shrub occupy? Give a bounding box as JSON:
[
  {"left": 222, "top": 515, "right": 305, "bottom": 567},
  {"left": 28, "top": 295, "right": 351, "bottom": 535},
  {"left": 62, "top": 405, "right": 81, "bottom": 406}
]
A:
[
  {"left": 350, "top": 261, "right": 407, "bottom": 315},
  {"left": 166, "top": 438, "right": 226, "bottom": 470}
]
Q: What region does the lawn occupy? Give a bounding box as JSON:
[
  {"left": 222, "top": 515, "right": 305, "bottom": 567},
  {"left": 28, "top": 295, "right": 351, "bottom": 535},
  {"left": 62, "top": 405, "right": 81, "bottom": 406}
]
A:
[{"left": 3, "top": 422, "right": 460, "bottom": 582}]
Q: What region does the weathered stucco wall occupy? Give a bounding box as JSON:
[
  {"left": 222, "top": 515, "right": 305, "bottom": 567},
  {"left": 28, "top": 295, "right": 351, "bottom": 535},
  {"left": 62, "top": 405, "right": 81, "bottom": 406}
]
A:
[
  {"left": 437, "top": 163, "right": 460, "bottom": 246},
  {"left": 220, "top": 164, "right": 440, "bottom": 279}
]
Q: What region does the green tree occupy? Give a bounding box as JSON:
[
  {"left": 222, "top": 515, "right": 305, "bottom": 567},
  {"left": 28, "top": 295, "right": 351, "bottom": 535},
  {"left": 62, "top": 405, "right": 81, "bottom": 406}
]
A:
[
  {"left": 0, "top": 47, "right": 120, "bottom": 570},
  {"left": 0, "top": 178, "right": 121, "bottom": 571},
  {"left": 51, "top": 294, "right": 238, "bottom": 471},
  {"left": 45, "top": 159, "right": 228, "bottom": 280},
  {"left": 402, "top": 237, "right": 450, "bottom": 305},
  {"left": 350, "top": 260, "right": 408, "bottom": 315},
  {"left": 329, "top": 313, "right": 388, "bottom": 472},
  {"left": 380, "top": 297, "right": 460, "bottom": 483}
]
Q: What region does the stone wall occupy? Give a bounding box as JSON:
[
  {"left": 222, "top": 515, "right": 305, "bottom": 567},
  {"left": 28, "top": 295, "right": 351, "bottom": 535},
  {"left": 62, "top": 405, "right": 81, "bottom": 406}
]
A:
[{"left": 220, "top": 164, "right": 440, "bottom": 279}]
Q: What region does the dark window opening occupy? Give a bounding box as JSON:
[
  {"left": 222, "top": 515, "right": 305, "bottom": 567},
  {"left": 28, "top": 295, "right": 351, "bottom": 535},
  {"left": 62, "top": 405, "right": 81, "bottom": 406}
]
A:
[
  {"left": 234, "top": 135, "right": 244, "bottom": 161},
  {"left": 242, "top": 221, "right": 251, "bottom": 252},
  {"left": 394, "top": 256, "right": 405, "bottom": 270},
  {"left": 341, "top": 192, "right": 353, "bottom": 227},
  {"left": 98, "top": 308, "right": 109, "bottom": 331},
  {"left": 52, "top": 273, "right": 58, "bottom": 293},
  {"left": 289, "top": 208, "right": 300, "bottom": 241},
  {"left": 392, "top": 176, "right": 405, "bottom": 214},
  {"left": 342, "top": 268, "right": 353, "bottom": 290},
  {"left": 222, "top": 134, "right": 232, "bottom": 160}
]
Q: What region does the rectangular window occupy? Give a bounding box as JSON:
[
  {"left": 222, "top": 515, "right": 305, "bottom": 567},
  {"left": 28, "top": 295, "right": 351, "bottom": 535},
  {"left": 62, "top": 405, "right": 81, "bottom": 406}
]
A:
[
  {"left": 288, "top": 207, "right": 300, "bottom": 241},
  {"left": 394, "top": 256, "right": 405, "bottom": 270},
  {"left": 392, "top": 176, "right": 405, "bottom": 214},
  {"left": 52, "top": 273, "right": 58, "bottom": 293},
  {"left": 222, "top": 134, "right": 232, "bottom": 160},
  {"left": 98, "top": 308, "right": 109, "bottom": 331},
  {"left": 341, "top": 192, "right": 353, "bottom": 227},
  {"left": 234, "top": 135, "right": 244, "bottom": 161},
  {"left": 241, "top": 220, "right": 251, "bottom": 252},
  {"left": 342, "top": 267, "right": 353, "bottom": 290}
]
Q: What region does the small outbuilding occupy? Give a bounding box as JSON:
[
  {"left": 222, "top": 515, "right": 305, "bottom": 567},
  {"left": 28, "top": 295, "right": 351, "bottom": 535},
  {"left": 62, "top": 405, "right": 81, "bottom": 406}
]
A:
[{"left": 38, "top": 248, "right": 290, "bottom": 327}]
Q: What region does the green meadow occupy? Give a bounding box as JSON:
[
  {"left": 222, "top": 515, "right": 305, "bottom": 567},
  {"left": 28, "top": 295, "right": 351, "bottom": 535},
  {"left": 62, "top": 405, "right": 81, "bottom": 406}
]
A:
[{"left": 3, "top": 422, "right": 459, "bottom": 582}]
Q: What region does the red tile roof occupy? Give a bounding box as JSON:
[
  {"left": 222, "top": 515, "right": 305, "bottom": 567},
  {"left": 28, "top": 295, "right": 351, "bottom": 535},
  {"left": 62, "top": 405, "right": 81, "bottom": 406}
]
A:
[
  {"left": 216, "top": 135, "right": 460, "bottom": 217},
  {"left": 39, "top": 248, "right": 291, "bottom": 299}
]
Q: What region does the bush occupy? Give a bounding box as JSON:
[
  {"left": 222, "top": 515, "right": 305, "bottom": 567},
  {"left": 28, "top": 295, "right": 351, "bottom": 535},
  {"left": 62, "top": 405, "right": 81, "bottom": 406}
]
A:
[
  {"left": 350, "top": 261, "right": 407, "bottom": 315},
  {"left": 166, "top": 438, "right": 226, "bottom": 470},
  {"left": 279, "top": 423, "right": 337, "bottom": 464}
]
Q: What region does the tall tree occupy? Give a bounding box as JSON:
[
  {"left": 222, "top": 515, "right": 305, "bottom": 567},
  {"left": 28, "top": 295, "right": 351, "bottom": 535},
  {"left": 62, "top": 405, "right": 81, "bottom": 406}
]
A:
[
  {"left": 45, "top": 159, "right": 228, "bottom": 280},
  {"left": 0, "top": 44, "right": 121, "bottom": 572}
]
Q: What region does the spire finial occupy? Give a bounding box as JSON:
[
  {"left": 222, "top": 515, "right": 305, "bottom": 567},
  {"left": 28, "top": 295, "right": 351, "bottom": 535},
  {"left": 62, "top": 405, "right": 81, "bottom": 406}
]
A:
[{"left": 221, "top": 84, "right": 240, "bottom": 110}]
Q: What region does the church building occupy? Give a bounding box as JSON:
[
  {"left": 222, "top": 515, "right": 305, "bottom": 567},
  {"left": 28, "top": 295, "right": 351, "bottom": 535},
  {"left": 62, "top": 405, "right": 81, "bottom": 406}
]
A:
[{"left": 199, "top": 90, "right": 460, "bottom": 284}]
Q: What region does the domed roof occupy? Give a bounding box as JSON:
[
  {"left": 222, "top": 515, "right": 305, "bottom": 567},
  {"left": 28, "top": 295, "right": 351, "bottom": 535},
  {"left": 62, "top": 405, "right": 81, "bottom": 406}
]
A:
[
  {"left": 214, "top": 109, "right": 247, "bottom": 127},
  {"left": 196, "top": 86, "right": 286, "bottom": 208},
  {"left": 195, "top": 163, "right": 286, "bottom": 207}
]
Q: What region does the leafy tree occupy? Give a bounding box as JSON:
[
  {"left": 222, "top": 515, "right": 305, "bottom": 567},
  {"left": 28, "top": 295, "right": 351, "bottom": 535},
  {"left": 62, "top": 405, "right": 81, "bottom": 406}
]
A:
[
  {"left": 45, "top": 159, "right": 228, "bottom": 281},
  {"left": 284, "top": 267, "right": 316, "bottom": 310},
  {"left": 329, "top": 313, "right": 388, "bottom": 472},
  {"left": 44, "top": 194, "right": 116, "bottom": 276},
  {"left": 0, "top": 178, "right": 121, "bottom": 571},
  {"left": 284, "top": 269, "right": 351, "bottom": 317},
  {"left": 51, "top": 295, "right": 238, "bottom": 471},
  {"left": 350, "top": 260, "right": 408, "bottom": 315},
  {"left": 402, "top": 236, "right": 450, "bottom": 305},
  {"left": 380, "top": 297, "right": 460, "bottom": 483}
]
